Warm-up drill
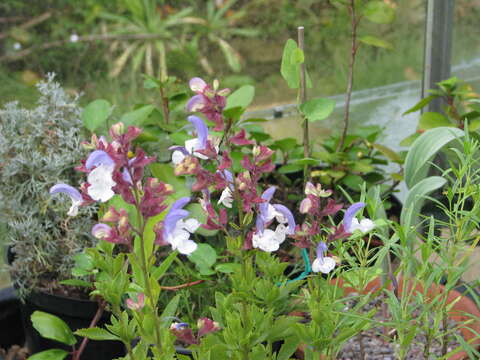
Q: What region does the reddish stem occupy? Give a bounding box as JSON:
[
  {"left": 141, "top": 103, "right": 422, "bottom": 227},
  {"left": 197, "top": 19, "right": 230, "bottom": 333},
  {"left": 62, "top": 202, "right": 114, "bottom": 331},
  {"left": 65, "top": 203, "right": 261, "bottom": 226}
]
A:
[
  {"left": 160, "top": 279, "right": 205, "bottom": 291},
  {"left": 72, "top": 300, "right": 105, "bottom": 360}
]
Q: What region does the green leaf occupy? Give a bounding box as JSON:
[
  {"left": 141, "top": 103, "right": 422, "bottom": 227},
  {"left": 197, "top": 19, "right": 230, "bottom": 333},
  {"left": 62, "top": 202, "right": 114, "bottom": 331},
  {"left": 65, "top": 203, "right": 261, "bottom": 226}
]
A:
[
  {"left": 187, "top": 203, "right": 218, "bottom": 237},
  {"left": 404, "top": 127, "right": 464, "bottom": 188},
  {"left": 216, "top": 37, "right": 242, "bottom": 72},
  {"left": 28, "top": 349, "right": 69, "bottom": 360},
  {"left": 215, "top": 263, "right": 241, "bottom": 274},
  {"left": 399, "top": 132, "right": 420, "bottom": 147},
  {"left": 363, "top": 1, "right": 396, "bottom": 24},
  {"left": 31, "top": 311, "right": 76, "bottom": 346},
  {"left": 299, "top": 98, "right": 336, "bottom": 122},
  {"left": 188, "top": 243, "right": 217, "bottom": 275},
  {"left": 400, "top": 176, "right": 447, "bottom": 236},
  {"left": 372, "top": 143, "right": 403, "bottom": 164},
  {"left": 226, "top": 85, "right": 255, "bottom": 110},
  {"left": 469, "top": 118, "right": 480, "bottom": 132},
  {"left": 81, "top": 99, "right": 112, "bottom": 132},
  {"left": 152, "top": 251, "right": 178, "bottom": 281},
  {"left": 59, "top": 279, "right": 92, "bottom": 288},
  {"left": 280, "top": 39, "right": 304, "bottom": 89},
  {"left": 293, "top": 158, "right": 320, "bottom": 166},
  {"left": 278, "top": 164, "right": 303, "bottom": 174},
  {"left": 359, "top": 36, "right": 393, "bottom": 50},
  {"left": 342, "top": 174, "right": 364, "bottom": 191},
  {"left": 119, "top": 105, "right": 155, "bottom": 127},
  {"left": 270, "top": 138, "right": 298, "bottom": 152},
  {"left": 75, "top": 327, "right": 120, "bottom": 341},
  {"left": 402, "top": 95, "right": 436, "bottom": 115},
  {"left": 160, "top": 294, "right": 181, "bottom": 327},
  {"left": 149, "top": 163, "right": 190, "bottom": 199},
  {"left": 418, "top": 112, "right": 452, "bottom": 130}
]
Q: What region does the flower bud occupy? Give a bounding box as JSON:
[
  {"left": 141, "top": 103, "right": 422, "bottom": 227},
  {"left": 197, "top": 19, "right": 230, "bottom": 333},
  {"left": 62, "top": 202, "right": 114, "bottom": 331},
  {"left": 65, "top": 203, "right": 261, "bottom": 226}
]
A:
[{"left": 111, "top": 122, "right": 125, "bottom": 136}]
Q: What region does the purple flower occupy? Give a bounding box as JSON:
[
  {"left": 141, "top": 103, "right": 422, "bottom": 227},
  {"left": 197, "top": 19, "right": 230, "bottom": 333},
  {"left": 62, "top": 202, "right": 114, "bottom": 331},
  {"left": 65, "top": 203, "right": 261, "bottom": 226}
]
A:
[
  {"left": 49, "top": 183, "right": 83, "bottom": 216},
  {"left": 161, "top": 197, "right": 200, "bottom": 255},
  {"left": 312, "top": 242, "right": 336, "bottom": 274},
  {"left": 85, "top": 150, "right": 115, "bottom": 170},
  {"left": 91, "top": 223, "right": 113, "bottom": 239},
  {"left": 343, "top": 202, "right": 375, "bottom": 233},
  {"left": 171, "top": 116, "right": 210, "bottom": 165}
]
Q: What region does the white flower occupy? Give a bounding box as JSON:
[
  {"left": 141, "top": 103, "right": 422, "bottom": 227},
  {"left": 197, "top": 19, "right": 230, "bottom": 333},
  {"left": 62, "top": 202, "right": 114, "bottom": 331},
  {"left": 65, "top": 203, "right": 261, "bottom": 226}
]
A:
[
  {"left": 218, "top": 187, "right": 233, "bottom": 208},
  {"left": 166, "top": 218, "right": 200, "bottom": 255},
  {"left": 252, "top": 224, "right": 287, "bottom": 252},
  {"left": 312, "top": 257, "right": 336, "bottom": 274},
  {"left": 87, "top": 164, "right": 116, "bottom": 202},
  {"left": 13, "top": 42, "right": 21, "bottom": 51},
  {"left": 349, "top": 218, "right": 375, "bottom": 233},
  {"left": 70, "top": 33, "right": 79, "bottom": 43}
]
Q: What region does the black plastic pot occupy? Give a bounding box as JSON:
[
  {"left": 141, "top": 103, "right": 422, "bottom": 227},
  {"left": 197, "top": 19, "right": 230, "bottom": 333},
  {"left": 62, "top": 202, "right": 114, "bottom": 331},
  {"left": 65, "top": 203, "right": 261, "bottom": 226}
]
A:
[
  {"left": 0, "top": 287, "right": 24, "bottom": 350},
  {"left": 21, "top": 290, "right": 125, "bottom": 359}
]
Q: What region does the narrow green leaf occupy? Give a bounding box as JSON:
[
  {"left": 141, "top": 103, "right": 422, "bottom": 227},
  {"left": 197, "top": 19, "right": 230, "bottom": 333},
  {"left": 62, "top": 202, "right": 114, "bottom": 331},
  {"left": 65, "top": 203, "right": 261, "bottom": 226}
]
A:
[
  {"left": 75, "top": 327, "right": 120, "bottom": 341},
  {"left": 81, "top": 99, "right": 112, "bottom": 132},
  {"left": 215, "top": 263, "right": 241, "bottom": 274},
  {"left": 31, "top": 311, "right": 76, "bottom": 346},
  {"left": 372, "top": 143, "right": 403, "bottom": 164},
  {"left": 299, "top": 98, "right": 336, "bottom": 122},
  {"left": 225, "top": 85, "right": 255, "bottom": 110},
  {"left": 359, "top": 36, "right": 393, "bottom": 50},
  {"left": 404, "top": 127, "right": 464, "bottom": 188},
  {"left": 363, "top": 1, "right": 396, "bottom": 24},
  {"left": 160, "top": 294, "right": 181, "bottom": 327},
  {"left": 152, "top": 251, "right": 178, "bottom": 281},
  {"left": 402, "top": 95, "right": 436, "bottom": 115},
  {"left": 28, "top": 349, "right": 69, "bottom": 360},
  {"left": 59, "top": 279, "right": 92, "bottom": 288},
  {"left": 278, "top": 164, "right": 303, "bottom": 174},
  {"left": 400, "top": 176, "right": 447, "bottom": 232}
]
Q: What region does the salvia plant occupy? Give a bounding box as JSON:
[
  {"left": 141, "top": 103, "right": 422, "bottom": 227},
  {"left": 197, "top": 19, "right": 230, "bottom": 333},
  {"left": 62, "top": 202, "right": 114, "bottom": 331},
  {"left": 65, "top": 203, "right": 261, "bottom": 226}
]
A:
[
  {"left": 0, "top": 74, "right": 96, "bottom": 298},
  {"left": 31, "top": 76, "right": 381, "bottom": 360}
]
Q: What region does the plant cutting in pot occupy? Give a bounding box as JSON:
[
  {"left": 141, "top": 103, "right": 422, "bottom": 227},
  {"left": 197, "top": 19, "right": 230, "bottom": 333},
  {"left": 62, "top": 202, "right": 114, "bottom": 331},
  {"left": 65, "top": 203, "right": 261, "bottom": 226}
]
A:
[{"left": 0, "top": 75, "right": 124, "bottom": 359}]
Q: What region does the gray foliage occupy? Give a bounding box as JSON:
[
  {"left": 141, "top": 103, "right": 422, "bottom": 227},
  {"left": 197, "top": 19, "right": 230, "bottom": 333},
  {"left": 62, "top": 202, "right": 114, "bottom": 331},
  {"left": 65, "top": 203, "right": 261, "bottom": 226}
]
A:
[{"left": 0, "top": 74, "right": 96, "bottom": 298}]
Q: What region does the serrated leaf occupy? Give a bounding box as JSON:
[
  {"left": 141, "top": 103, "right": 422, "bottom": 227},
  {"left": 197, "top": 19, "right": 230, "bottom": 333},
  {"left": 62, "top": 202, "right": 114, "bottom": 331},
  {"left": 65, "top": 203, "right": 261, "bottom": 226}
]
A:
[
  {"left": 75, "top": 327, "right": 120, "bottom": 341},
  {"left": 81, "top": 99, "right": 112, "bottom": 132},
  {"left": 31, "top": 311, "right": 76, "bottom": 346},
  {"left": 28, "top": 349, "right": 69, "bottom": 360},
  {"left": 119, "top": 105, "right": 155, "bottom": 127},
  {"left": 226, "top": 85, "right": 255, "bottom": 110},
  {"left": 363, "top": 1, "right": 396, "bottom": 24},
  {"left": 299, "top": 98, "right": 336, "bottom": 122},
  {"left": 418, "top": 112, "right": 452, "bottom": 130},
  {"left": 359, "top": 36, "right": 393, "bottom": 50},
  {"left": 402, "top": 95, "right": 436, "bottom": 115}
]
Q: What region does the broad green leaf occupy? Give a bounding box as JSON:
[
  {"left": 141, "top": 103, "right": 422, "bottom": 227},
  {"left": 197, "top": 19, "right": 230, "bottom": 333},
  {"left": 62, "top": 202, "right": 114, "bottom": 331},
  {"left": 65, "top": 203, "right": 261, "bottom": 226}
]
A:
[
  {"left": 342, "top": 174, "right": 363, "bottom": 191},
  {"left": 215, "top": 263, "right": 241, "bottom": 274},
  {"left": 81, "top": 99, "right": 112, "bottom": 132},
  {"left": 399, "top": 132, "right": 420, "bottom": 147},
  {"left": 280, "top": 39, "right": 304, "bottom": 89},
  {"left": 226, "top": 85, "right": 255, "bottom": 110},
  {"left": 400, "top": 176, "right": 447, "bottom": 236},
  {"left": 372, "top": 143, "right": 403, "bottom": 164},
  {"left": 28, "top": 349, "right": 69, "bottom": 360},
  {"left": 119, "top": 105, "right": 155, "bottom": 127},
  {"left": 470, "top": 118, "right": 480, "bottom": 131},
  {"left": 278, "top": 164, "right": 303, "bottom": 174},
  {"left": 418, "top": 112, "right": 451, "bottom": 130},
  {"left": 363, "top": 1, "right": 396, "bottom": 24},
  {"left": 270, "top": 138, "right": 298, "bottom": 152},
  {"left": 293, "top": 158, "right": 320, "bottom": 166},
  {"left": 149, "top": 163, "right": 190, "bottom": 199},
  {"left": 359, "top": 36, "right": 393, "bottom": 50},
  {"left": 404, "top": 127, "right": 464, "bottom": 188},
  {"left": 299, "top": 98, "right": 336, "bottom": 122},
  {"left": 403, "top": 95, "right": 436, "bottom": 115},
  {"left": 188, "top": 243, "right": 217, "bottom": 275},
  {"left": 75, "top": 327, "right": 120, "bottom": 341},
  {"left": 31, "top": 311, "right": 76, "bottom": 346},
  {"left": 187, "top": 203, "right": 218, "bottom": 237}
]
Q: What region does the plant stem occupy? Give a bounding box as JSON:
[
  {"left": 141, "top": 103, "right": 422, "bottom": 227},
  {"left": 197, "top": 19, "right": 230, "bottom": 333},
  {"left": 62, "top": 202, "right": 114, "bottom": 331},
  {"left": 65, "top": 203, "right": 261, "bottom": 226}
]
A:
[
  {"left": 441, "top": 310, "right": 448, "bottom": 356},
  {"left": 337, "top": 0, "right": 359, "bottom": 152},
  {"left": 72, "top": 299, "right": 105, "bottom": 360},
  {"left": 297, "top": 26, "right": 310, "bottom": 185},
  {"left": 159, "top": 85, "right": 170, "bottom": 125}
]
